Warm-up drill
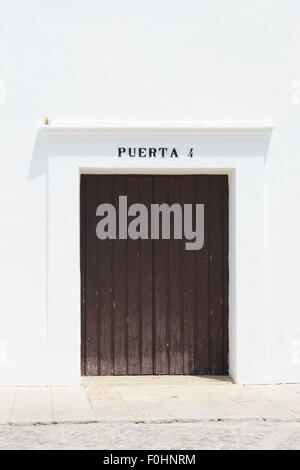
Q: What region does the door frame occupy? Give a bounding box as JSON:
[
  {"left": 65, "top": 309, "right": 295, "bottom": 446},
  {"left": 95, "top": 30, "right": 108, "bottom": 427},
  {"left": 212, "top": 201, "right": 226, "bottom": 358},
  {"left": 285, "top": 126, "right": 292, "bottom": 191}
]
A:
[{"left": 42, "top": 121, "right": 272, "bottom": 384}]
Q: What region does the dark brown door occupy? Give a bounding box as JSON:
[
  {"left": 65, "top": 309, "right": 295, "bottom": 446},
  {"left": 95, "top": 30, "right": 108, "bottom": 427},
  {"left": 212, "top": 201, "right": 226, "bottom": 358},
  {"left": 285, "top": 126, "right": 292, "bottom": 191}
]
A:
[{"left": 81, "top": 175, "right": 228, "bottom": 375}]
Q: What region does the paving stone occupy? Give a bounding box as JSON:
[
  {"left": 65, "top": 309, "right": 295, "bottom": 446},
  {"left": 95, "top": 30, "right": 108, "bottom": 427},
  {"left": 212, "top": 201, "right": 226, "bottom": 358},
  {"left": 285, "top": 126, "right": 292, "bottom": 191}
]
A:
[
  {"left": 51, "top": 387, "right": 94, "bottom": 423},
  {"left": 90, "top": 399, "right": 133, "bottom": 422},
  {"left": 11, "top": 387, "right": 51, "bottom": 424},
  {"left": 0, "top": 388, "right": 15, "bottom": 424}
]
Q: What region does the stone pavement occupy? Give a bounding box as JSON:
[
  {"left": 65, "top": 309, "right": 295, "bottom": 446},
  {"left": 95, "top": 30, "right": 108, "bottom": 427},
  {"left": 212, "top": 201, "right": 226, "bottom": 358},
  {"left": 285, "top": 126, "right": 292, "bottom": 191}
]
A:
[{"left": 1, "top": 376, "right": 300, "bottom": 426}]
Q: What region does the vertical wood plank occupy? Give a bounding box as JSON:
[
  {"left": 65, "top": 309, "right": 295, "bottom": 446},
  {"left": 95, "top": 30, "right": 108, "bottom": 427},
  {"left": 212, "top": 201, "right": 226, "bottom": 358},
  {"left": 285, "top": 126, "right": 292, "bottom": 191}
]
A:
[
  {"left": 222, "top": 175, "right": 229, "bottom": 374},
  {"left": 194, "top": 175, "right": 210, "bottom": 374},
  {"left": 208, "top": 175, "right": 224, "bottom": 374},
  {"left": 80, "top": 175, "right": 87, "bottom": 375},
  {"left": 113, "top": 176, "right": 128, "bottom": 374},
  {"left": 85, "top": 175, "right": 99, "bottom": 375},
  {"left": 139, "top": 177, "right": 154, "bottom": 374},
  {"left": 153, "top": 176, "right": 169, "bottom": 374},
  {"left": 98, "top": 176, "right": 114, "bottom": 375},
  {"left": 168, "top": 177, "right": 183, "bottom": 374},
  {"left": 127, "top": 176, "right": 141, "bottom": 374},
  {"left": 181, "top": 176, "right": 196, "bottom": 374}
]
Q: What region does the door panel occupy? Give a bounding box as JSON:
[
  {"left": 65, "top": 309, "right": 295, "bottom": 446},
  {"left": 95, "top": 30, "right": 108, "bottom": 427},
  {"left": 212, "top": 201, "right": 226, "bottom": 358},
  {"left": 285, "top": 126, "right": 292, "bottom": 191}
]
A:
[{"left": 81, "top": 174, "right": 228, "bottom": 375}]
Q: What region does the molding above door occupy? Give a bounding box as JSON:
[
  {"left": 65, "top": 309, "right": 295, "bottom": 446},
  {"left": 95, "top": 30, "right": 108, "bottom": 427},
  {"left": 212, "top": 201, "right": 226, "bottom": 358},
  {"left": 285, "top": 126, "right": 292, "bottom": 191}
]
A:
[{"left": 39, "top": 120, "right": 274, "bottom": 141}]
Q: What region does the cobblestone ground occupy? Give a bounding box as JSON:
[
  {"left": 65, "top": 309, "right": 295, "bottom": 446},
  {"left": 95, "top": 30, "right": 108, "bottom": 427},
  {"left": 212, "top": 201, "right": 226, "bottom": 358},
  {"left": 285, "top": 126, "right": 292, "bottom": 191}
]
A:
[{"left": 0, "top": 421, "right": 300, "bottom": 450}]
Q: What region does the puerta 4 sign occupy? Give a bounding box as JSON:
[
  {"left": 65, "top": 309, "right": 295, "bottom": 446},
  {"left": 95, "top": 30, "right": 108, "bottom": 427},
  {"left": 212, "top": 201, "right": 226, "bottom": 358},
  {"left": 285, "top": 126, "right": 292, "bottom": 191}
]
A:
[{"left": 118, "top": 147, "right": 194, "bottom": 158}]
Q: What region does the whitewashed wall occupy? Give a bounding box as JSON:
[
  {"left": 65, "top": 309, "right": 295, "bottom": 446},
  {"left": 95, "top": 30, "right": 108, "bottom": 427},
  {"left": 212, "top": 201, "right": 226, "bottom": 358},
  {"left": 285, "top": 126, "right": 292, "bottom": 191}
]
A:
[{"left": 0, "top": 0, "right": 299, "bottom": 384}]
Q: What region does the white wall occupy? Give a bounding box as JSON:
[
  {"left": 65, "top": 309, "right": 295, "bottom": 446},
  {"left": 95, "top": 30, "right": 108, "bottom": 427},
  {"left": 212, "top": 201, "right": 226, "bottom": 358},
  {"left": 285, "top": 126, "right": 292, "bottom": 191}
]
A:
[{"left": 0, "top": 0, "right": 300, "bottom": 384}]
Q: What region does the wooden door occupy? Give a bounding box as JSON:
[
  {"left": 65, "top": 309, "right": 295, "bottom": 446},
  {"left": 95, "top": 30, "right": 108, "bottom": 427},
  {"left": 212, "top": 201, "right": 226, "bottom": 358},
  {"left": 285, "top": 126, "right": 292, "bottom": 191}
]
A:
[{"left": 81, "top": 175, "right": 228, "bottom": 375}]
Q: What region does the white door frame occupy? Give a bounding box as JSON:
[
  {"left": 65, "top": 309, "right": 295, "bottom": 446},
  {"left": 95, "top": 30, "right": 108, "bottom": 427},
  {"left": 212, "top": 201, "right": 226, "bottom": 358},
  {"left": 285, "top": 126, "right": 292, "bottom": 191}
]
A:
[{"left": 41, "top": 121, "right": 273, "bottom": 385}]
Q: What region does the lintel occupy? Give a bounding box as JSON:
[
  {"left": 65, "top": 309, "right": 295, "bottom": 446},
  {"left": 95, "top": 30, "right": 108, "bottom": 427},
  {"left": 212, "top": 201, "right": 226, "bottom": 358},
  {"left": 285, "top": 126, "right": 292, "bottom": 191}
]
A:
[{"left": 39, "top": 120, "right": 274, "bottom": 141}]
